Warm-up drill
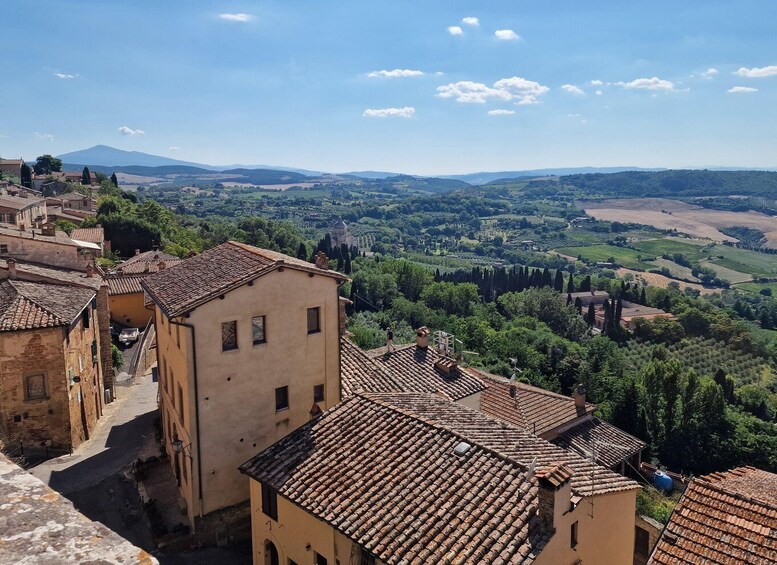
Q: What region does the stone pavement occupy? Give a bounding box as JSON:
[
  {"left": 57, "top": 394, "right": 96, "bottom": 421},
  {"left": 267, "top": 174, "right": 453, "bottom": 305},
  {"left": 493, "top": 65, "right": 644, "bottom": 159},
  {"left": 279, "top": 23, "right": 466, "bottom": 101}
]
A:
[{"left": 30, "top": 369, "right": 158, "bottom": 494}]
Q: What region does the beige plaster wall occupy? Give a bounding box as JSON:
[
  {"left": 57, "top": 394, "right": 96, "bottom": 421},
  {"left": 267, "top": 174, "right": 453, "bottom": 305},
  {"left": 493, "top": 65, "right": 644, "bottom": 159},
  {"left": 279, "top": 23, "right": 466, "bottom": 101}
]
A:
[
  {"left": 0, "top": 233, "right": 89, "bottom": 271},
  {"left": 109, "top": 292, "right": 152, "bottom": 328}
]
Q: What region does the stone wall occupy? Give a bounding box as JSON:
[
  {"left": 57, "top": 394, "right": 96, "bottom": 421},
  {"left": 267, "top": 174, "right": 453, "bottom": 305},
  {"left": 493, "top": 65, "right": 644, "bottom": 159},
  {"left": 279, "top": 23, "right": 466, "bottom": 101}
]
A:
[{"left": 96, "top": 284, "right": 114, "bottom": 399}]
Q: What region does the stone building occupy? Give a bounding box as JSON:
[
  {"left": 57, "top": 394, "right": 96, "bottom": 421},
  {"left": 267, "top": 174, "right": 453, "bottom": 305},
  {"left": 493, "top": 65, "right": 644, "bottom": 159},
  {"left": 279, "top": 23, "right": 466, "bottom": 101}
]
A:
[
  {"left": 0, "top": 194, "right": 47, "bottom": 227},
  {"left": 330, "top": 217, "right": 355, "bottom": 248},
  {"left": 0, "top": 275, "right": 106, "bottom": 451},
  {"left": 141, "top": 241, "right": 347, "bottom": 531}
]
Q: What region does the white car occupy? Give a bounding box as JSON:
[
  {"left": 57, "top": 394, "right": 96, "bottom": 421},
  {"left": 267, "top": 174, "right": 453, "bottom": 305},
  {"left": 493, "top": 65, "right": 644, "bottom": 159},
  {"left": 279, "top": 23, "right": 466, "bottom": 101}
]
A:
[{"left": 118, "top": 328, "right": 140, "bottom": 345}]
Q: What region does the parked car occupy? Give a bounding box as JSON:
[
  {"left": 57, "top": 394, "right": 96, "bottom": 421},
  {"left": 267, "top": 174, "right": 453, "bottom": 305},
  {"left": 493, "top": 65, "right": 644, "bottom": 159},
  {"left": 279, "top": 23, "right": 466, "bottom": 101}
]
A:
[{"left": 119, "top": 328, "right": 140, "bottom": 345}]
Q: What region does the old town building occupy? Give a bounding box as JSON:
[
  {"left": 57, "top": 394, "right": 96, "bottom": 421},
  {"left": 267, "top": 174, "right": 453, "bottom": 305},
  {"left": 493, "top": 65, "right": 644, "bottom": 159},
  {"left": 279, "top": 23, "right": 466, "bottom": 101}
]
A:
[{"left": 142, "top": 242, "right": 347, "bottom": 530}]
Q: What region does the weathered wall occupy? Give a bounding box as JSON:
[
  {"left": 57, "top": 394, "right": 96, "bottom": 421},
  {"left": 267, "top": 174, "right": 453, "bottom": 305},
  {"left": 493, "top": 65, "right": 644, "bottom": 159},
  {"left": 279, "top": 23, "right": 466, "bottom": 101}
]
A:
[
  {"left": 0, "top": 233, "right": 89, "bottom": 271},
  {"left": 535, "top": 489, "right": 637, "bottom": 565},
  {"left": 190, "top": 267, "right": 342, "bottom": 516},
  {"left": 456, "top": 390, "right": 481, "bottom": 411},
  {"left": 109, "top": 292, "right": 152, "bottom": 328},
  {"left": 0, "top": 327, "right": 71, "bottom": 448}
]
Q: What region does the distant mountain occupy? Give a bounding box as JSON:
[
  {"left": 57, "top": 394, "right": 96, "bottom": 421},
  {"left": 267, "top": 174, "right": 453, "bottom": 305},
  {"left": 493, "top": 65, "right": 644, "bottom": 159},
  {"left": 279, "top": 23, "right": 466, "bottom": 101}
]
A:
[
  {"left": 443, "top": 167, "right": 668, "bottom": 186},
  {"left": 58, "top": 145, "right": 214, "bottom": 169},
  {"left": 343, "top": 170, "right": 404, "bottom": 179}
]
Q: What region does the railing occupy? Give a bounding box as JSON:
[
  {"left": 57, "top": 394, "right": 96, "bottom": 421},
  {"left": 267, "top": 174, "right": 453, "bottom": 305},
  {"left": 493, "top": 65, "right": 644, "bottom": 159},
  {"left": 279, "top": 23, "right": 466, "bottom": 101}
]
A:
[{"left": 131, "top": 317, "right": 156, "bottom": 378}]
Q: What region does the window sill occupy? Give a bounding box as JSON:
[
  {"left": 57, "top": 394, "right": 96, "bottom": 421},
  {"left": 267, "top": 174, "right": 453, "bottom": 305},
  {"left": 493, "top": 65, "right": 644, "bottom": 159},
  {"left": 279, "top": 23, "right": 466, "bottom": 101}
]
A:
[
  {"left": 307, "top": 330, "right": 321, "bottom": 335},
  {"left": 275, "top": 407, "right": 289, "bottom": 414},
  {"left": 253, "top": 340, "right": 267, "bottom": 346},
  {"left": 221, "top": 347, "right": 239, "bottom": 353}
]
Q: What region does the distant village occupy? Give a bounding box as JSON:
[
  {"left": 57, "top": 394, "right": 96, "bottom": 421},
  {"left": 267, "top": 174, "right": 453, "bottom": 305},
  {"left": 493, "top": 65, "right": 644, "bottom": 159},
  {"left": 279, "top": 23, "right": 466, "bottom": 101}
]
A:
[{"left": 0, "top": 155, "right": 774, "bottom": 565}]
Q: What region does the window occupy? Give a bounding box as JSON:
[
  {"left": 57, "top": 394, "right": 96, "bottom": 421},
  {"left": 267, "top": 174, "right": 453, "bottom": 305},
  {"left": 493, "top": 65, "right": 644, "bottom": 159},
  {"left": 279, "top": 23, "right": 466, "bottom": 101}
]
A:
[
  {"left": 91, "top": 340, "right": 98, "bottom": 364},
  {"left": 570, "top": 521, "right": 578, "bottom": 548},
  {"left": 315, "top": 553, "right": 327, "bottom": 565},
  {"left": 24, "top": 374, "right": 46, "bottom": 400},
  {"left": 0, "top": 244, "right": 7, "bottom": 253},
  {"left": 307, "top": 307, "right": 320, "bottom": 334},
  {"left": 261, "top": 483, "right": 278, "bottom": 520},
  {"left": 177, "top": 384, "right": 185, "bottom": 425},
  {"left": 82, "top": 307, "right": 90, "bottom": 329},
  {"left": 182, "top": 457, "right": 188, "bottom": 483},
  {"left": 275, "top": 386, "right": 289, "bottom": 411},
  {"left": 288, "top": 560, "right": 298, "bottom": 565},
  {"left": 221, "top": 320, "right": 238, "bottom": 351},
  {"left": 252, "top": 316, "right": 266, "bottom": 345},
  {"left": 313, "top": 384, "right": 325, "bottom": 403}
]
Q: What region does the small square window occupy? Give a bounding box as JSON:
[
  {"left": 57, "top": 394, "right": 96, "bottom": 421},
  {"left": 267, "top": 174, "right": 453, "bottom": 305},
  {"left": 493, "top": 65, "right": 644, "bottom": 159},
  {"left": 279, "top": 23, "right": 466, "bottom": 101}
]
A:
[
  {"left": 221, "top": 320, "right": 238, "bottom": 351},
  {"left": 315, "top": 553, "right": 328, "bottom": 565},
  {"left": 177, "top": 384, "right": 185, "bottom": 425},
  {"left": 307, "top": 307, "right": 320, "bottom": 334},
  {"left": 0, "top": 244, "right": 8, "bottom": 253},
  {"left": 571, "top": 520, "right": 578, "bottom": 548},
  {"left": 275, "top": 386, "right": 289, "bottom": 411},
  {"left": 313, "top": 384, "right": 325, "bottom": 403},
  {"left": 24, "top": 374, "right": 46, "bottom": 400},
  {"left": 252, "top": 316, "right": 266, "bottom": 345}
]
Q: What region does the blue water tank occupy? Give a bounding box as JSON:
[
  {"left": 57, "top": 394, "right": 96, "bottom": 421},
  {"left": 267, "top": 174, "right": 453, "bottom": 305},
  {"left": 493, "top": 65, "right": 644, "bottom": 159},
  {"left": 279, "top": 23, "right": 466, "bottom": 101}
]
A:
[{"left": 654, "top": 471, "right": 674, "bottom": 492}]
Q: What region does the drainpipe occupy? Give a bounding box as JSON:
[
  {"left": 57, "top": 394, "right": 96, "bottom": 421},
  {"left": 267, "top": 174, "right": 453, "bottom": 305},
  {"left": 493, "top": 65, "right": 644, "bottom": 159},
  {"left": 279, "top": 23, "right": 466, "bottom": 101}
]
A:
[{"left": 170, "top": 317, "right": 204, "bottom": 520}]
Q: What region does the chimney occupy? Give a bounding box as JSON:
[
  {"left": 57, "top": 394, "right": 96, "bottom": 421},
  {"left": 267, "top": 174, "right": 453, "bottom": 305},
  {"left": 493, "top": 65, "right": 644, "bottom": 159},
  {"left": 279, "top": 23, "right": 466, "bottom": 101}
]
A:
[
  {"left": 315, "top": 251, "right": 329, "bottom": 270},
  {"left": 7, "top": 259, "right": 17, "bottom": 279},
  {"left": 41, "top": 222, "right": 55, "bottom": 236},
  {"left": 338, "top": 296, "right": 352, "bottom": 336},
  {"left": 416, "top": 326, "right": 430, "bottom": 349},
  {"left": 574, "top": 383, "right": 587, "bottom": 409},
  {"left": 158, "top": 261, "right": 166, "bottom": 271},
  {"left": 85, "top": 263, "right": 94, "bottom": 278},
  {"left": 135, "top": 249, "right": 140, "bottom": 256},
  {"left": 535, "top": 464, "right": 573, "bottom": 533}
]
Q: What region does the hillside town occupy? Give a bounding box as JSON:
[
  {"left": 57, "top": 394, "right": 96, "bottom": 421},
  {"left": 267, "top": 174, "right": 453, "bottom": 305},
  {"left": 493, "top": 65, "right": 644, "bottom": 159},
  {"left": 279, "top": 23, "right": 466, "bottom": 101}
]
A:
[{"left": 1, "top": 155, "right": 775, "bottom": 564}]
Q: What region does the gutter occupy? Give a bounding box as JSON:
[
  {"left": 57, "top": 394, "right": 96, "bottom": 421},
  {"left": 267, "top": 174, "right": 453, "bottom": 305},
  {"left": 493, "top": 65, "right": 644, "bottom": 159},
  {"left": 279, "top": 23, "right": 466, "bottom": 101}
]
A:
[{"left": 170, "top": 317, "right": 204, "bottom": 518}]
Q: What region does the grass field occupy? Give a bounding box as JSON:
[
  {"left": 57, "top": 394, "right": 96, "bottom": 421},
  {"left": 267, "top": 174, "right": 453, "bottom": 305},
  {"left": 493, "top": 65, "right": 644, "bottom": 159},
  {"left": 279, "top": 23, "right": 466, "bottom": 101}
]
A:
[
  {"left": 555, "top": 244, "right": 658, "bottom": 270},
  {"left": 734, "top": 281, "right": 777, "bottom": 294},
  {"left": 707, "top": 245, "right": 777, "bottom": 276},
  {"left": 631, "top": 238, "right": 711, "bottom": 261}
]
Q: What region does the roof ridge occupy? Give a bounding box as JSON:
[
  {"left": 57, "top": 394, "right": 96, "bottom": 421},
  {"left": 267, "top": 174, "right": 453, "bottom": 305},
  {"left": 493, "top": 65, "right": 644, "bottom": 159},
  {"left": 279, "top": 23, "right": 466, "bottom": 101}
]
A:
[
  {"left": 478, "top": 370, "right": 595, "bottom": 406},
  {"left": 695, "top": 469, "right": 777, "bottom": 512}
]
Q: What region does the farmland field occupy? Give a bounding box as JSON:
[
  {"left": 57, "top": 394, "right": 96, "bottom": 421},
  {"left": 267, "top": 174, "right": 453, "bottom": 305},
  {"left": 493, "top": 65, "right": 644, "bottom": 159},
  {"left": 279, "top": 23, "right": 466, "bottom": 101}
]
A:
[
  {"left": 555, "top": 244, "right": 658, "bottom": 270},
  {"left": 735, "top": 281, "right": 777, "bottom": 294},
  {"left": 580, "top": 198, "right": 777, "bottom": 247},
  {"left": 631, "top": 238, "right": 710, "bottom": 261}
]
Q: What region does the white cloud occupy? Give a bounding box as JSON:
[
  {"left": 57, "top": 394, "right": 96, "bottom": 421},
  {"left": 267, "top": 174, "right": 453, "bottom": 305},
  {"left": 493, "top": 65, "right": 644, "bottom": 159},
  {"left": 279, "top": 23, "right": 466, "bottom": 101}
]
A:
[
  {"left": 35, "top": 133, "right": 54, "bottom": 141},
  {"left": 590, "top": 79, "right": 603, "bottom": 86},
  {"left": 168, "top": 146, "right": 181, "bottom": 151},
  {"left": 734, "top": 65, "right": 777, "bottom": 78},
  {"left": 616, "top": 77, "right": 676, "bottom": 91},
  {"left": 218, "top": 13, "right": 254, "bottom": 22},
  {"left": 367, "top": 69, "right": 424, "bottom": 78},
  {"left": 488, "top": 109, "right": 515, "bottom": 116},
  {"left": 118, "top": 126, "right": 145, "bottom": 136},
  {"left": 462, "top": 16, "right": 479, "bottom": 26},
  {"left": 728, "top": 86, "right": 758, "bottom": 93},
  {"left": 363, "top": 106, "right": 415, "bottom": 118},
  {"left": 437, "top": 76, "right": 549, "bottom": 105},
  {"left": 561, "top": 84, "right": 585, "bottom": 95},
  {"left": 495, "top": 29, "right": 520, "bottom": 41},
  {"left": 447, "top": 26, "right": 463, "bottom": 36},
  {"left": 595, "top": 90, "right": 603, "bottom": 96},
  {"left": 53, "top": 72, "right": 76, "bottom": 79},
  {"left": 701, "top": 68, "right": 719, "bottom": 78}
]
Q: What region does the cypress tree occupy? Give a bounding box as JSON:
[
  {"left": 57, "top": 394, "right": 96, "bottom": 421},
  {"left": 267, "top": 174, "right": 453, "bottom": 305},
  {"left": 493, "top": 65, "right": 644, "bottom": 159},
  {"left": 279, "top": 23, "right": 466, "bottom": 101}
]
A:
[
  {"left": 574, "top": 297, "right": 583, "bottom": 315},
  {"left": 20, "top": 163, "right": 32, "bottom": 187},
  {"left": 566, "top": 293, "right": 573, "bottom": 306},
  {"left": 586, "top": 303, "right": 596, "bottom": 326},
  {"left": 110, "top": 172, "right": 119, "bottom": 186},
  {"left": 567, "top": 272, "right": 575, "bottom": 293},
  {"left": 296, "top": 242, "right": 307, "bottom": 260},
  {"left": 580, "top": 275, "right": 592, "bottom": 292},
  {"left": 554, "top": 270, "right": 564, "bottom": 292},
  {"left": 615, "top": 297, "right": 623, "bottom": 324},
  {"left": 542, "top": 268, "right": 552, "bottom": 288},
  {"left": 81, "top": 166, "right": 91, "bottom": 185},
  {"left": 640, "top": 287, "right": 647, "bottom": 305}
]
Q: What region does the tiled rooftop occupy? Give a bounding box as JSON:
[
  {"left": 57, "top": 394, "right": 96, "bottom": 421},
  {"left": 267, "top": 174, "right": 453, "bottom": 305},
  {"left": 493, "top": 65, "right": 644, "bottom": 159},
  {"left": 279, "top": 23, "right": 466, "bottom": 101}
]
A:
[
  {"left": 475, "top": 370, "right": 595, "bottom": 436},
  {"left": 366, "top": 342, "right": 488, "bottom": 401},
  {"left": 0, "top": 258, "right": 102, "bottom": 290},
  {"left": 107, "top": 275, "right": 146, "bottom": 296},
  {"left": 119, "top": 249, "right": 180, "bottom": 268},
  {"left": 377, "top": 393, "right": 640, "bottom": 497},
  {"left": 0, "top": 279, "right": 95, "bottom": 332},
  {"left": 649, "top": 466, "right": 777, "bottom": 565},
  {"left": 70, "top": 226, "right": 104, "bottom": 244},
  {"left": 142, "top": 241, "right": 346, "bottom": 317},
  {"left": 0, "top": 454, "right": 157, "bottom": 564},
  {"left": 0, "top": 194, "right": 45, "bottom": 210},
  {"left": 0, "top": 223, "right": 79, "bottom": 245},
  {"left": 241, "top": 393, "right": 548, "bottom": 564},
  {"left": 550, "top": 417, "right": 646, "bottom": 469}
]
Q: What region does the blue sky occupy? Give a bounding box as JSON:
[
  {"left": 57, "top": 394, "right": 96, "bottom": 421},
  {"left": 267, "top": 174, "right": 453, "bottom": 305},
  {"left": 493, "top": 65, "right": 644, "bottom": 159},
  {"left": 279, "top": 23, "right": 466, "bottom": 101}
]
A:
[{"left": 2, "top": 1, "right": 776, "bottom": 174}]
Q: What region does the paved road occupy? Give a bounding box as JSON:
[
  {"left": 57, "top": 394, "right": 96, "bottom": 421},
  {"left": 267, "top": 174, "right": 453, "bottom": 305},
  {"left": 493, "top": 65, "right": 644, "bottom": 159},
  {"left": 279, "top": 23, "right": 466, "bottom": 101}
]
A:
[{"left": 30, "top": 370, "right": 158, "bottom": 493}]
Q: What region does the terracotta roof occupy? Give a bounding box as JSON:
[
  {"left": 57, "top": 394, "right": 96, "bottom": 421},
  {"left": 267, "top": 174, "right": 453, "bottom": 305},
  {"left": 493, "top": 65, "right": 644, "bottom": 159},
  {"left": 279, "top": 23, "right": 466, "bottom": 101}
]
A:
[
  {"left": 0, "top": 159, "right": 24, "bottom": 166},
  {"left": 550, "top": 417, "right": 646, "bottom": 469},
  {"left": 0, "top": 279, "right": 95, "bottom": 331},
  {"left": 649, "top": 467, "right": 777, "bottom": 565},
  {"left": 241, "top": 393, "right": 549, "bottom": 564},
  {"left": 69, "top": 226, "right": 104, "bottom": 244},
  {"left": 58, "top": 191, "right": 92, "bottom": 201},
  {"left": 340, "top": 337, "right": 405, "bottom": 397},
  {"left": 366, "top": 343, "right": 487, "bottom": 401},
  {"left": 475, "top": 371, "right": 595, "bottom": 436},
  {"left": 0, "top": 194, "right": 45, "bottom": 210},
  {"left": 142, "top": 241, "right": 346, "bottom": 318},
  {"left": 119, "top": 249, "right": 180, "bottom": 267},
  {"left": 0, "top": 259, "right": 102, "bottom": 291},
  {"left": 376, "top": 393, "right": 640, "bottom": 497},
  {"left": 107, "top": 275, "right": 145, "bottom": 296},
  {"left": 0, "top": 223, "right": 80, "bottom": 246},
  {"left": 114, "top": 258, "right": 183, "bottom": 276}
]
